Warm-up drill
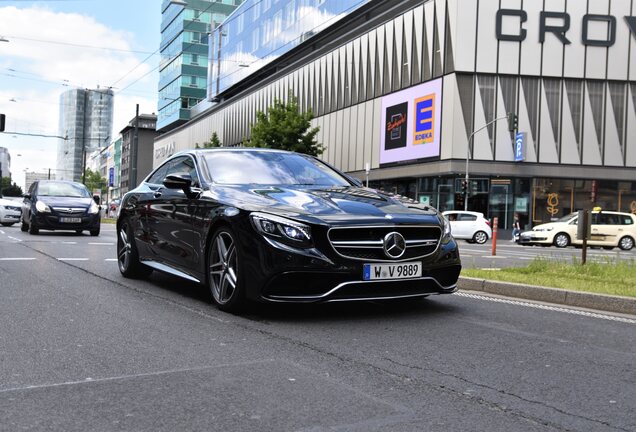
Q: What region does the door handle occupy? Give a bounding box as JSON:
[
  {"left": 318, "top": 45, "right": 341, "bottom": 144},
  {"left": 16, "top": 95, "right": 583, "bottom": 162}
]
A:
[{"left": 153, "top": 191, "right": 163, "bottom": 198}]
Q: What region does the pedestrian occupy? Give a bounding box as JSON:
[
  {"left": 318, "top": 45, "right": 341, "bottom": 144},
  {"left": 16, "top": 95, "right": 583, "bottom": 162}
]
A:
[{"left": 511, "top": 213, "right": 521, "bottom": 242}]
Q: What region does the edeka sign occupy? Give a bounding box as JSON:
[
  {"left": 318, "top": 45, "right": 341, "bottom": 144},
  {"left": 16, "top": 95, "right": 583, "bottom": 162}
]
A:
[
  {"left": 496, "top": 9, "right": 636, "bottom": 47},
  {"left": 380, "top": 79, "right": 442, "bottom": 165}
]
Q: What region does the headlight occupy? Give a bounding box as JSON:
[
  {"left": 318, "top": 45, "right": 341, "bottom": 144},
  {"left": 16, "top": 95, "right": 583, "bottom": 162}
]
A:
[
  {"left": 440, "top": 214, "right": 452, "bottom": 243},
  {"left": 88, "top": 201, "right": 100, "bottom": 214},
  {"left": 250, "top": 212, "right": 312, "bottom": 246},
  {"left": 35, "top": 200, "right": 51, "bottom": 213}
]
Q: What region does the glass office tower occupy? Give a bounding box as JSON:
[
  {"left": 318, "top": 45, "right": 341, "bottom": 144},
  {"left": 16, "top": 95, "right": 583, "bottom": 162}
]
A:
[
  {"left": 158, "top": 0, "right": 243, "bottom": 132},
  {"left": 57, "top": 88, "right": 114, "bottom": 182}
]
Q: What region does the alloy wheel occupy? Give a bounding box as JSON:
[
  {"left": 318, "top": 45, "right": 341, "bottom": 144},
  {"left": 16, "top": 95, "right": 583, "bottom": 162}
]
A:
[
  {"left": 209, "top": 231, "right": 238, "bottom": 305},
  {"left": 473, "top": 231, "right": 488, "bottom": 244},
  {"left": 619, "top": 236, "right": 634, "bottom": 251},
  {"left": 554, "top": 233, "right": 569, "bottom": 248},
  {"left": 118, "top": 225, "right": 132, "bottom": 272}
]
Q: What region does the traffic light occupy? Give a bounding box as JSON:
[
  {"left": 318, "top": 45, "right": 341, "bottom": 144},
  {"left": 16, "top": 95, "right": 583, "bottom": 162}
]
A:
[
  {"left": 507, "top": 112, "right": 518, "bottom": 132},
  {"left": 0, "top": 114, "right": 5, "bottom": 132},
  {"left": 461, "top": 180, "right": 468, "bottom": 197}
]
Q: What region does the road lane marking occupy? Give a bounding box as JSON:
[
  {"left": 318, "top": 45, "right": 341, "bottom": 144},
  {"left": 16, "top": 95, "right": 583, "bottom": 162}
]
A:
[
  {"left": 481, "top": 255, "right": 507, "bottom": 258},
  {"left": 455, "top": 292, "right": 636, "bottom": 324},
  {"left": 88, "top": 242, "right": 114, "bottom": 246},
  {"left": 8, "top": 236, "right": 22, "bottom": 242},
  {"left": 0, "top": 229, "right": 4, "bottom": 234},
  {"left": 61, "top": 241, "right": 77, "bottom": 245},
  {"left": 57, "top": 258, "right": 89, "bottom": 261},
  {"left": 0, "top": 257, "right": 37, "bottom": 261},
  {"left": 104, "top": 258, "right": 117, "bottom": 262}
]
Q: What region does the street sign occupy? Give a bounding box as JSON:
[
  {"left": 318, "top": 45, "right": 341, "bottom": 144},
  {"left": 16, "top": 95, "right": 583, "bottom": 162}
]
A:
[
  {"left": 108, "top": 167, "right": 115, "bottom": 187},
  {"left": 515, "top": 132, "right": 526, "bottom": 162}
]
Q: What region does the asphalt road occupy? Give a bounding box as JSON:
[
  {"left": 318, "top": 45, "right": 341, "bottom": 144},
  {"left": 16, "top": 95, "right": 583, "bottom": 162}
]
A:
[
  {"left": 458, "top": 240, "right": 636, "bottom": 269},
  {"left": 0, "top": 225, "right": 634, "bottom": 432}
]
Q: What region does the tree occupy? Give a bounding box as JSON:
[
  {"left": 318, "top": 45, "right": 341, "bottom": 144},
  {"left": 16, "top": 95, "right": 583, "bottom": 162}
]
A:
[
  {"left": 246, "top": 95, "right": 323, "bottom": 156},
  {"left": 0, "top": 177, "right": 23, "bottom": 197},
  {"left": 83, "top": 168, "right": 107, "bottom": 195},
  {"left": 196, "top": 132, "right": 222, "bottom": 149}
]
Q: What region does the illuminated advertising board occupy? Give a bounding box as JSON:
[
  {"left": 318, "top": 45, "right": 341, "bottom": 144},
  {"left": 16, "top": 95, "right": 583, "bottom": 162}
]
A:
[{"left": 380, "top": 78, "right": 442, "bottom": 164}]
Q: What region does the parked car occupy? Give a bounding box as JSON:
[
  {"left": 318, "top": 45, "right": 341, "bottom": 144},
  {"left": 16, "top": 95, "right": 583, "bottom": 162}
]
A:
[
  {"left": 519, "top": 210, "right": 635, "bottom": 250},
  {"left": 20, "top": 180, "right": 101, "bottom": 236},
  {"left": 442, "top": 211, "right": 492, "bottom": 244},
  {"left": 0, "top": 197, "right": 22, "bottom": 226},
  {"left": 117, "top": 148, "right": 462, "bottom": 312}
]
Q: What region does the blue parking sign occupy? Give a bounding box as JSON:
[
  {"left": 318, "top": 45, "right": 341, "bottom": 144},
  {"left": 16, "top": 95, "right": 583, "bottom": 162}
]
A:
[{"left": 515, "top": 132, "right": 525, "bottom": 162}]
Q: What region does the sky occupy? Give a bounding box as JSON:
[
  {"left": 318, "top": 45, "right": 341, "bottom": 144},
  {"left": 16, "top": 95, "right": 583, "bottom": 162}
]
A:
[{"left": 0, "top": 0, "right": 162, "bottom": 189}]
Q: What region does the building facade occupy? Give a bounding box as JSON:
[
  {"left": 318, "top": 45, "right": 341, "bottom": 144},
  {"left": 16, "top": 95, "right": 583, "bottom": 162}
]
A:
[
  {"left": 0, "top": 147, "right": 10, "bottom": 179},
  {"left": 57, "top": 88, "right": 114, "bottom": 182},
  {"left": 158, "top": 0, "right": 243, "bottom": 132},
  {"left": 120, "top": 114, "right": 160, "bottom": 194},
  {"left": 154, "top": 0, "right": 636, "bottom": 230},
  {"left": 24, "top": 172, "right": 55, "bottom": 192}
]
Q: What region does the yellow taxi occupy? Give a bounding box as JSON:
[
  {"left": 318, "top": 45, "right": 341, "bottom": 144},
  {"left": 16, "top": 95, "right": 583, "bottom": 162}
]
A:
[{"left": 519, "top": 210, "right": 635, "bottom": 251}]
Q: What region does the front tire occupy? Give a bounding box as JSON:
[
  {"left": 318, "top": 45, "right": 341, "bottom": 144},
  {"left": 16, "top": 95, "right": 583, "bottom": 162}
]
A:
[
  {"left": 619, "top": 236, "right": 634, "bottom": 251},
  {"left": 473, "top": 231, "right": 488, "bottom": 244},
  {"left": 90, "top": 227, "right": 100, "bottom": 237},
  {"left": 207, "top": 227, "right": 246, "bottom": 312},
  {"left": 20, "top": 221, "right": 28, "bottom": 232},
  {"left": 117, "top": 219, "right": 152, "bottom": 278},
  {"left": 1, "top": 222, "right": 14, "bottom": 227},
  {"left": 553, "top": 233, "right": 570, "bottom": 248},
  {"left": 28, "top": 218, "right": 39, "bottom": 235}
]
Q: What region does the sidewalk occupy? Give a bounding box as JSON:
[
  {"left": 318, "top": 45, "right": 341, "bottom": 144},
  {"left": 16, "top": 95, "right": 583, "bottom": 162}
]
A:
[{"left": 459, "top": 276, "right": 636, "bottom": 316}]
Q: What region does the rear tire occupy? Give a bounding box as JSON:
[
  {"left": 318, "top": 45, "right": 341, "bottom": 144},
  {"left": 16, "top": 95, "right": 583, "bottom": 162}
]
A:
[
  {"left": 473, "top": 231, "right": 488, "bottom": 244},
  {"left": 20, "top": 221, "right": 28, "bottom": 232},
  {"left": 618, "top": 236, "right": 634, "bottom": 251},
  {"left": 117, "top": 219, "right": 152, "bottom": 278},
  {"left": 206, "top": 227, "right": 246, "bottom": 312}
]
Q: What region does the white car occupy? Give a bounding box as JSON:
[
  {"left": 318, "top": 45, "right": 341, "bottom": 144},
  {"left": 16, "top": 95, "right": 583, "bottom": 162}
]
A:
[
  {"left": 519, "top": 211, "right": 635, "bottom": 251},
  {"left": 0, "top": 197, "right": 23, "bottom": 227},
  {"left": 443, "top": 211, "right": 492, "bottom": 244}
]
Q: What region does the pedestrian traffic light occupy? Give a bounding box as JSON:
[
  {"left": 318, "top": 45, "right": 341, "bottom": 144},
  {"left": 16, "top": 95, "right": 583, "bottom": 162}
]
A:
[
  {"left": 507, "top": 112, "right": 518, "bottom": 132},
  {"left": 0, "top": 114, "right": 5, "bottom": 132}
]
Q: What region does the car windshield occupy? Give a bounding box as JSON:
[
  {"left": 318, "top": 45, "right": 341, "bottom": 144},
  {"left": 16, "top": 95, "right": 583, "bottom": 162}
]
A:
[
  {"left": 203, "top": 151, "right": 352, "bottom": 187},
  {"left": 556, "top": 213, "right": 576, "bottom": 223},
  {"left": 37, "top": 182, "right": 90, "bottom": 198}
]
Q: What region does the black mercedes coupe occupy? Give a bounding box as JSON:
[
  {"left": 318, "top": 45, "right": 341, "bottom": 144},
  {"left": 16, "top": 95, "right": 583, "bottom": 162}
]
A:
[{"left": 117, "top": 148, "right": 461, "bottom": 311}]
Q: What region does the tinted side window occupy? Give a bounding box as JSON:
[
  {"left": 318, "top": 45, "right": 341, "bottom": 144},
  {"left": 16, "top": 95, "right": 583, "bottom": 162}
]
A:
[
  {"left": 599, "top": 214, "right": 619, "bottom": 225},
  {"left": 458, "top": 214, "right": 477, "bottom": 222},
  {"left": 147, "top": 162, "right": 170, "bottom": 185},
  {"left": 168, "top": 156, "right": 200, "bottom": 186}
]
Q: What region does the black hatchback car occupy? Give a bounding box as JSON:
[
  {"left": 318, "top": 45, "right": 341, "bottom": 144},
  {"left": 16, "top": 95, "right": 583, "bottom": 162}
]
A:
[
  {"left": 117, "top": 149, "right": 461, "bottom": 311},
  {"left": 21, "top": 180, "right": 101, "bottom": 236}
]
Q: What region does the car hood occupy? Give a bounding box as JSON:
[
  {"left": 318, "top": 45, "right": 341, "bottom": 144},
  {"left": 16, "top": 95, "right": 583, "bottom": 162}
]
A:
[
  {"left": 37, "top": 196, "right": 93, "bottom": 208},
  {"left": 0, "top": 198, "right": 22, "bottom": 207},
  {"left": 532, "top": 222, "right": 562, "bottom": 231},
  {"left": 206, "top": 185, "right": 441, "bottom": 225}
]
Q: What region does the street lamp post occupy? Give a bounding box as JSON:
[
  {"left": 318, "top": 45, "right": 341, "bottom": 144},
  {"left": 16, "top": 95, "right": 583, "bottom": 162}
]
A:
[{"left": 464, "top": 115, "right": 510, "bottom": 211}]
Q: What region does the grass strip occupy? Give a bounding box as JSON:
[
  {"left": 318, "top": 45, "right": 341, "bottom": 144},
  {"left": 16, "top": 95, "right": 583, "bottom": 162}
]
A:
[{"left": 462, "top": 257, "right": 636, "bottom": 298}]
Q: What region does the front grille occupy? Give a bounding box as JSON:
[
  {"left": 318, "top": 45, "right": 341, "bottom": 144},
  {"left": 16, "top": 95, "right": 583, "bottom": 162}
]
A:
[
  {"left": 51, "top": 207, "right": 87, "bottom": 216},
  {"left": 328, "top": 226, "right": 441, "bottom": 262},
  {"left": 6, "top": 206, "right": 21, "bottom": 212}
]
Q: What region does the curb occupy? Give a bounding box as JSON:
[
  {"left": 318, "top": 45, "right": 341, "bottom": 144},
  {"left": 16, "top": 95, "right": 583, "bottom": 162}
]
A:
[{"left": 458, "top": 277, "right": 636, "bottom": 316}]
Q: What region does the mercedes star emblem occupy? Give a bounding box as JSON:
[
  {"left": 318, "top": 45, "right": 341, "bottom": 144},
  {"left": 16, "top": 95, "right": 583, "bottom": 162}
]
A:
[{"left": 383, "top": 232, "right": 406, "bottom": 259}]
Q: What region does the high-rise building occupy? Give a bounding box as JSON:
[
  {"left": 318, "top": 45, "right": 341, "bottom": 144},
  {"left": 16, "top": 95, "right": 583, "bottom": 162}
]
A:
[
  {"left": 0, "top": 147, "right": 10, "bottom": 180},
  {"left": 57, "top": 88, "right": 114, "bottom": 182},
  {"left": 120, "top": 113, "right": 159, "bottom": 194},
  {"left": 24, "top": 171, "right": 54, "bottom": 192},
  {"left": 158, "top": 0, "right": 243, "bottom": 132}
]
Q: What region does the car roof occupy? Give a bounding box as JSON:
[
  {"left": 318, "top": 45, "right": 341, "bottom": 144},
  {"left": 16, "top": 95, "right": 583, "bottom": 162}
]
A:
[
  {"left": 443, "top": 211, "right": 484, "bottom": 216},
  {"left": 173, "top": 147, "right": 295, "bottom": 159}
]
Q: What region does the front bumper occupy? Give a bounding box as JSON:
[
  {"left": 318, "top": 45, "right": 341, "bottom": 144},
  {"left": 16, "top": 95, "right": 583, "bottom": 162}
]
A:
[
  {"left": 240, "top": 232, "right": 462, "bottom": 303},
  {"left": 0, "top": 211, "right": 22, "bottom": 223},
  {"left": 33, "top": 212, "right": 100, "bottom": 231},
  {"left": 519, "top": 232, "right": 551, "bottom": 245}
]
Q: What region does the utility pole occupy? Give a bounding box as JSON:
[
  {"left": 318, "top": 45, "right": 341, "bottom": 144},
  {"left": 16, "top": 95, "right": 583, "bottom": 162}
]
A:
[
  {"left": 131, "top": 104, "right": 139, "bottom": 188},
  {"left": 81, "top": 89, "right": 88, "bottom": 184}
]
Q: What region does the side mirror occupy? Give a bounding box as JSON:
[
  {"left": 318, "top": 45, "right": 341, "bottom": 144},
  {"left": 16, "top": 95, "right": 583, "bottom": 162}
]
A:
[
  {"left": 93, "top": 195, "right": 101, "bottom": 205},
  {"left": 164, "top": 173, "right": 193, "bottom": 191}
]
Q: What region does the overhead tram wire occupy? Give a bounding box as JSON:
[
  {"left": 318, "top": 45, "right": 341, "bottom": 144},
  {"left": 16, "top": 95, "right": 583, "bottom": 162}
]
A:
[{"left": 2, "top": 35, "right": 157, "bottom": 55}]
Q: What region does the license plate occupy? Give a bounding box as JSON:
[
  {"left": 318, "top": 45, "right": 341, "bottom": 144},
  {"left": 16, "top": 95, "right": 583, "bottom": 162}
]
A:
[
  {"left": 60, "top": 217, "right": 82, "bottom": 223},
  {"left": 6, "top": 215, "right": 19, "bottom": 219},
  {"left": 363, "top": 262, "right": 422, "bottom": 281}
]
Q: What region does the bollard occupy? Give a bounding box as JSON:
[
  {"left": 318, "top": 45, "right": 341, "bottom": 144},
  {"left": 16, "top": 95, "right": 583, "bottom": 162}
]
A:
[{"left": 492, "top": 217, "right": 498, "bottom": 256}]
